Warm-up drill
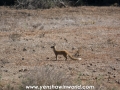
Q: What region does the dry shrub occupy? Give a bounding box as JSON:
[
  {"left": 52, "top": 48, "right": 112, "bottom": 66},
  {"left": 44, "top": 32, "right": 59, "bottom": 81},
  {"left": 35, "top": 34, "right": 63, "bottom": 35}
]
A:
[
  {"left": 20, "top": 65, "right": 72, "bottom": 90},
  {"left": 15, "top": 0, "right": 67, "bottom": 9},
  {"left": 9, "top": 33, "right": 21, "bottom": 41}
]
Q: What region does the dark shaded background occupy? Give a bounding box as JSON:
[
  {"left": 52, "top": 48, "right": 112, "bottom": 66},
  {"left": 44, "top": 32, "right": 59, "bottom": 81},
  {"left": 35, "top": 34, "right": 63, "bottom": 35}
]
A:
[{"left": 0, "top": 0, "right": 119, "bottom": 6}]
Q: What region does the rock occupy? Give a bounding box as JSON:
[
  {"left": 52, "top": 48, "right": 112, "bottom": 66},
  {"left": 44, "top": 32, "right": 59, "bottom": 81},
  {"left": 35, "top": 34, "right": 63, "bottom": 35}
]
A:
[
  {"left": 0, "top": 59, "right": 9, "bottom": 65},
  {"left": 72, "top": 47, "right": 75, "bottom": 50},
  {"left": 24, "top": 69, "right": 27, "bottom": 72},
  {"left": 69, "top": 67, "right": 72, "bottom": 70},
  {"left": 19, "top": 69, "right": 22, "bottom": 72},
  {"left": 39, "top": 33, "right": 45, "bottom": 38},
  {"left": 116, "top": 58, "right": 120, "bottom": 61},
  {"left": 113, "top": 75, "right": 116, "bottom": 78},
  {"left": 22, "top": 58, "right": 24, "bottom": 60},
  {"left": 64, "top": 38, "right": 68, "bottom": 42},
  {"left": 113, "top": 68, "right": 116, "bottom": 70},
  {"left": 90, "top": 63, "right": 92, "bottom": 66},
  {"left": 87, "top": 65, "right": 90, "bottom": 67},
  {"left": 60, "top": 66, "right": 62, "bottom": 68},
  {"left": 23, "top": 48, "right": 27, "bottom": 51},
  {"left": 116, "top": 79, "right": 120, "bottom": 84},
  {"left": 4, "top": 70, "right": 8, "bottom": 72},
  {"left": 46, "top": 57, "right": 49, "bottom": 60},
  {"left": 19, "top": 68, "right": 27, "bottom": 72},
  {"left": 108, "top": 72, "right": 111, "bottom": 74},
  {"left": 49, "top": 64, "right": 53, "bottom": 67},
  {"left": 33, "top": 50, "right": 35, "bottom": 52},
  {"left": 93, "top": 70, "right": 96, "bottom": 72},
  {"left": 42, "top": 46, "right": 45, "bottom": 48}
]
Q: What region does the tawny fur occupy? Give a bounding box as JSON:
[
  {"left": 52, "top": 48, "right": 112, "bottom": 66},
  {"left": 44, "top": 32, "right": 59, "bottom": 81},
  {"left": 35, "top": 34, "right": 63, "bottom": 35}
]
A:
[{"left": 51, "top": 46, "right": 81, "bottom": 61}]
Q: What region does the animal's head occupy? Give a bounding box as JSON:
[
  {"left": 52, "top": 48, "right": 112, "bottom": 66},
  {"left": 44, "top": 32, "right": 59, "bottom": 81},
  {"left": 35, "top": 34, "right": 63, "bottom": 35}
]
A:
[
  {"left": 51, "top": 43, "right": 56, "bottom": 48},
  {"left": 51, "top": 46, "right": 54, "bottom": 48}
]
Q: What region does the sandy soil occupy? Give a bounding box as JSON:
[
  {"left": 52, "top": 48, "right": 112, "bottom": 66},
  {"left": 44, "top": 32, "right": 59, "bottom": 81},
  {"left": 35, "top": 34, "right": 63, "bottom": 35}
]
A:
[{"left": 0, "top": 6, "right": 120, "bottom": 90}]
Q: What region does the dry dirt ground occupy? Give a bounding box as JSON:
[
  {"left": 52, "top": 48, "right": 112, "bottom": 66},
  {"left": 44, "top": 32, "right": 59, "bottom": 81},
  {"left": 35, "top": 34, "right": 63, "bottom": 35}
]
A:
[{"left": 0, "top": 6, "right": 120, "bottom": 90}]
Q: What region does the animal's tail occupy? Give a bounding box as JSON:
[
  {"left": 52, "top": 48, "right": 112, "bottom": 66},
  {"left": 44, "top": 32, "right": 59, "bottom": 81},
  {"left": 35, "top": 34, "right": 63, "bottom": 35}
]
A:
[{"left": 67, "top": 52, "right": 82, "bottom": 60}]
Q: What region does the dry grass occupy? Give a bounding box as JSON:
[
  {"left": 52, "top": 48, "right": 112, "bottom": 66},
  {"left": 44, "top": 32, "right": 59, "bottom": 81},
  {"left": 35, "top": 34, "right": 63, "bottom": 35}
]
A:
[
  {"left": 19, "top": 65, "right": 72, "bottom": 90},
  {"left": 0, "top": 6, "right": 120, "bottom": 90}
]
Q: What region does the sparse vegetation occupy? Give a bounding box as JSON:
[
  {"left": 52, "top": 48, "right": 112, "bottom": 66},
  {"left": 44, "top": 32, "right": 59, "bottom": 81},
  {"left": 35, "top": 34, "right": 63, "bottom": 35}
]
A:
[
  {"left": 19, "top": 65, "right": 72, "bottom": 90},
  {"left": 14, "top": 0, "right": 120, "bottom": 9},
  {"left": 7, "top": 84, "right": 13, "bottom": 90},
  {"left": 9, "top": 33, "right": 21, "bottom": 41},
  {"left": 0, "top": 6, "right": 120, "bottom": 90},
  {"left": 77, "top": 72, "right": 82, "bottom": 84},
  {"left": 0, "top": 0, "right": 119, "bottom": 9},
  {"left": 15, "top": 0, "right": 67, "bottom": 9}
]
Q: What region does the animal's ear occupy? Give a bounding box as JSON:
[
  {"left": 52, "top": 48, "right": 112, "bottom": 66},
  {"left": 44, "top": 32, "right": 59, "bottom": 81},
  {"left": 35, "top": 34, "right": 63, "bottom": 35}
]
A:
[{"left": 51, "top": 46, "right": 53, "bottom": 48}]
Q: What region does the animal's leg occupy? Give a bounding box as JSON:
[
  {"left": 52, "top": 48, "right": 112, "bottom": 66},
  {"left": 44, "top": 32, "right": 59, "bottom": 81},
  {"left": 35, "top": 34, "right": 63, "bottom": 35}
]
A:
[
  {"left": 63, "top": 54, "right": 67, "bottom": 61},
  {"left": 56, "top": 55, "right": 57, "bottom": 60}
]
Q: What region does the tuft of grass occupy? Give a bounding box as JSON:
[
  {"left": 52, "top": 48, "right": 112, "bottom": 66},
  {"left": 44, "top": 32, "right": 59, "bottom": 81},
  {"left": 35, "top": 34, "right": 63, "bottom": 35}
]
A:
[
  {"left": 15, "top": 0, "right": 66, "bottom": 9},
  {"left": 7, "top": 84, "right": 13, "bottom": 90},
  {"left": 9, "top": 33, "right": 21, "bottom": 41},
  {"left": 77, "top": 72, "right": 82, "bottom": 84},
  {"left": 95, "top": 75, "right": 104, "bottom": 84}
]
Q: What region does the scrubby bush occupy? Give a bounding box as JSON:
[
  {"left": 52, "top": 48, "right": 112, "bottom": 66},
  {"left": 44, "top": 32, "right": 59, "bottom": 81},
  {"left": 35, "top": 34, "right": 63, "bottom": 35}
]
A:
[
  {"left": 15, "top": 0, "right": 67, "bottom": 9},
  {"left": 0, "top": 0, "right": 119, "bottom": 8},
  {"left": 19, "top": 65, "right": 72, "bottom": 90}
]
